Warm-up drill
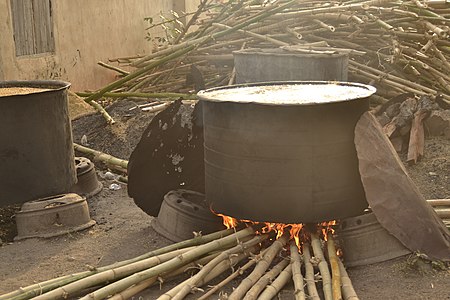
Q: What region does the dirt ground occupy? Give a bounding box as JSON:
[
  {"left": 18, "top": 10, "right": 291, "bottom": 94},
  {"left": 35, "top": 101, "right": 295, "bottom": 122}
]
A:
[{"left": 0, "top": 100, "right": 449, "bottom": 299}]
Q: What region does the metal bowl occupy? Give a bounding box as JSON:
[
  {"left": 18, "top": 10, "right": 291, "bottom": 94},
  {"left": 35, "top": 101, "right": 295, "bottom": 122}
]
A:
[
  {"left": 15, "top": 193, "right": 95, "bottom": 240},
  {"left": 152, "top": 190, "right": 224, "bottom": 242},
  {"left": 71, "top": 157, "right": 102, "bottom": 198}
]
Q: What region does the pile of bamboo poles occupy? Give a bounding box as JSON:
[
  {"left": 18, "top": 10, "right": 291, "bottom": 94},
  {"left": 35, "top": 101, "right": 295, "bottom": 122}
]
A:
[
  {"left": 78, "top": 0, "right": 450, "bottom": 123},
  {"left": 0, "top": 225, "right": 360, "bottom": 300}
]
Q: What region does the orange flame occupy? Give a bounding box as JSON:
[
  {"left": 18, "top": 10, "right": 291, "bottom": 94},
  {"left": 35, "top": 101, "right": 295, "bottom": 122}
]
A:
[{"left": 216, "top": 213, "right": 336, "bottom": 250}]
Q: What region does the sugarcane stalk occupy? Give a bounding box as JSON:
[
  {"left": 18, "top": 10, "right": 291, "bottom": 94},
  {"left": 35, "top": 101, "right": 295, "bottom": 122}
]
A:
[
  {"left": 197, "top": 248, "right": 270, "bottom": 300},
  {"left": 73, "top": 143, "right": 128, "bottom": 170},
  {"left": 290, "top": 241, "right": 306, "bottom": 300},
  {"left": 311, "top": 232, "right": 332, "bottom": 300},
  {"left": 79, "top": 226, "right": 256, "bottom": 300},
  {"left": 228, "top": 233, "right": 290, "bottom": 300},
  {"left": 303, "top": 243, "right": 320, "bottom": 300},
  {"left": 97, "top": 61, "right": 129, "bottom": 76},
  {"left": 243, "top": 258, "right": 290, "bottom": 300},
  {"left": 31, "top": 248, "right": 193, "bottom": 300},
  {"left": 169, "top": 234, "right": 269, "bottom": 300},
  {"left": 338, "top": 260, "right": 359, "bottom": 300},
  {"left": 77, "top": 92, "right": 196, "bottom": 100},
  {"left": 327, "top": 234, "right": 342, "bottom": 300},
  {"left": 257, "top": 264, "right": 293, "bottom": 300}
]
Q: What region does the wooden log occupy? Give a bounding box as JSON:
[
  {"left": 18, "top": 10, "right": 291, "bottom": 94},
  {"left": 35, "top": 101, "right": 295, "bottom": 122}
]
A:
[{"left": 407, "top": 109, "right": 428, "bottom": 163}]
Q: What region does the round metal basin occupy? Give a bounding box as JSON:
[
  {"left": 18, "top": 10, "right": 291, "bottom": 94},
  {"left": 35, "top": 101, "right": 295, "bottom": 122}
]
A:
[
  {"left": 15, "top": 193, "right": 95, "bottom": 240},
  {"left": 152, "top": 190, "right": 224, "bottom": 242},
  {"left": 71, "top": 157, "right": 102, "bottom": 198},
  {"left": 336, "top": 212, "right": 410, "bottom": 267}
]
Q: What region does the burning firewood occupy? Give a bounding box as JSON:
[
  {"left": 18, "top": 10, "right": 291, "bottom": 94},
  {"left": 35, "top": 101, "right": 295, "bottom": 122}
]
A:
[
  {"left": 327, "top": 234, "right": 342, "bottom": 300},
  {"left": 338, "top": 260, "right": 359, "bottom": 300},
  {"left": 290, "top": 241, "right": 306, "bottom": 300},
  {"left": 228, "top": 233, "right": 290, "bottom": 299},
  {"left": 311, "top": 232, "right": 333, "bottom": 300},
  {"left": 258, "top": 263, "right": 293, "bottom": 300},
  {"left": 303, "top": 242, "right": 321, "bottom": 300},
  {"left": 1, "top": 222, "right": 362, "bottom": 300}
]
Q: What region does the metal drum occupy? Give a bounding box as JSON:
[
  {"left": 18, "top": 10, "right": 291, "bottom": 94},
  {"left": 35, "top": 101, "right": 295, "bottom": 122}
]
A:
[
  {"left": 233, "top": 48, "right": 348, "bottom": 84},
  {"left": 198, "top": 81, "right": 376, "bottom": 223},
  {"left": 0, "top": 80, "right": 76, "bottom": 206}
]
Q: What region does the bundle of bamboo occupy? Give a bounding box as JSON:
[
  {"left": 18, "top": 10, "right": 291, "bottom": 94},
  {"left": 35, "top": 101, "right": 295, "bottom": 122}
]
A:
[
  {"left": 78, "top": 0, "right": 450, "bottom": 123},
  {"left": 0, "top": 224, "right": 360, "bottom": 300}
]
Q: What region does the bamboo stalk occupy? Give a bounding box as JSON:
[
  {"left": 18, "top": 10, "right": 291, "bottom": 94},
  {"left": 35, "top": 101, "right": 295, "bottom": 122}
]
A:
[
  {"left": 169, "top": 234, "right": 269, "bottom": 300},
  {"left": 338, "top": 260, "right": 359, "bottom": 300},
  {"left": 5, "top": 228, "right": 235, "bottom": 300},
  {"left": 212, "top": 23, "right": 289, "bottom": 46},
  {"left": 243, "top": 258, "right": 290, "bottom": 300},
  {"left": 32, "top": 248, "right": 194, "bottom": 300},
  {"left": 73, "top": 143, "right": 128, "bottom": 170},
  {"left": 290, "top": 241, "right": 306, "bottom": 300},
  {"left": 303, "top": 243, "right": 320, "bottom": 300},
  {"left": 85, "top": 0, "right": 297, "bottom": 103},
  {"left": 257, "top": 263, "right": 293, "bottom": 300},
  {"left": 228, "top": 233, "right": 290, "bottom": 300},
  {"left": 427, "top": 199, "right": 450, "bottom": 207},
  {"left": 197, "top": 249, "right": 270, "bottom": 300},
  {"left": 109, "top": 251, "right": 224, "bottom": 300},
  {"left": 89, "top": 100, "right": 115, "bottom": 125},
  {"left": 97, "top": 61, "right": 129, "bottom": 76},
  {"left": 77, "top": 92, "right": 196, "bottom": 100},
  {"left": 173, "top": 0, "right": 210, "bottom": 44},
  {"left": 311, "top": 232, "right": 332, "bottom": 300},
  {"left": 79, "top": 227, "right": 256, "bottom": 300},
  {"left": 327, "top": 234, "right": 342, "bottom": 300}
]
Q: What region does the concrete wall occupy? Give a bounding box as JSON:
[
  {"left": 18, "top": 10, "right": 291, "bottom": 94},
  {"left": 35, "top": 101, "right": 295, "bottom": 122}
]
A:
[{"left": 0, "top": 0, "right": 198, "bottom": 91}]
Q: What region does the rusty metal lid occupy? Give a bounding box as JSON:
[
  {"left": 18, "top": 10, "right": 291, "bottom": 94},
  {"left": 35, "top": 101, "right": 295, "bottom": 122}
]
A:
[{"left": 197, "top": 81, "right": 376, "bottom": 106}]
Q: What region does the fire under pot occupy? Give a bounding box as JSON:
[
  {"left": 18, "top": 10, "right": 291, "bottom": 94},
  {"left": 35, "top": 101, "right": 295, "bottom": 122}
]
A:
[{"left": 197, "top": 81, "right": 376, "bottom": 223}]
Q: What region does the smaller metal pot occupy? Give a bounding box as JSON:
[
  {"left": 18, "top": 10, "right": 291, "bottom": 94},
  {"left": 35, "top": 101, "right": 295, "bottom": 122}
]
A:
[
  {"left": 152, "top": 190, "right": 224, "bottom": 242},
  {"left": 336, "top": 211, "right": 410, "bottom": 267},
  {"left": 71, "top": 157, "right": 102, "bottom": 198},
  {"left": 15, "top": 193, "right": 95, "bottom": 240}
]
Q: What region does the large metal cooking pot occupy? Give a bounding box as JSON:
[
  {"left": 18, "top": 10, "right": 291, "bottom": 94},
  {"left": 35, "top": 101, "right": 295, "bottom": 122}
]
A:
[
  {"left": 198, "top": 81, "right": 376, "bottom": 223},
  {"left": 0, "top": 80, "right": 75, "bottom": 206}
]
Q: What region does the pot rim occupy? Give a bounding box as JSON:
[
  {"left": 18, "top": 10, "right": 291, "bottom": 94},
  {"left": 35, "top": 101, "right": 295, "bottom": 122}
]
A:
[{"left": 197, "top": 80, "right": 376, "bottom": 106}]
